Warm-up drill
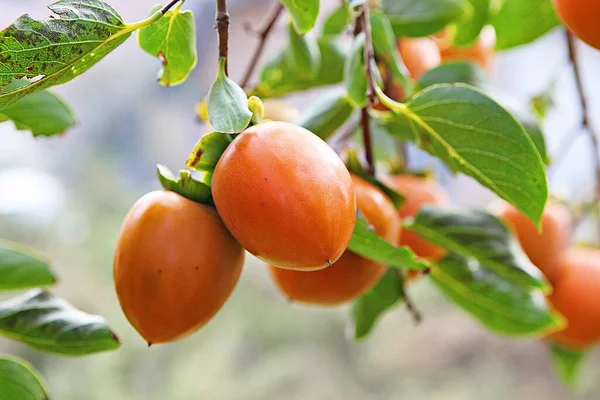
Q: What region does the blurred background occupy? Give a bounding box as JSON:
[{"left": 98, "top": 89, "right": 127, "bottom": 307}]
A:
[{"left": 2, "top": 0, "right": 600, "bottom": 398}]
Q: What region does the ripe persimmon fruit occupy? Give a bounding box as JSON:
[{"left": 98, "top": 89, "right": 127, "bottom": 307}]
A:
[
  {"left": 212, "top": 121, "right": 356, "bottom": 271},
  {"left": 440, "top": 26, "right": 496, "bottom": 72},
  {"left": 547, "top": 247, "right": 600, "bottom": 350},
  {"left": 268, "top": 175, "right": 401, "bottom": 305},
  {"left": 113, "top": 190, "right": 244, "bottom": 345},
  {"left": 397, "top": 37, "right": 442, "bottom": 79},
  {"left": 385, "top": 175, "right": 450, "bottom": 260},
  {"left": 496, "top": 201, "right": 571, "bottom": 286},
  {"left": 553, "top": 0, "right": 600, "bottom": 50}
]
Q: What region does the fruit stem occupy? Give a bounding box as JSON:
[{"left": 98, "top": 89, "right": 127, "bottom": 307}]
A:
[
  {"left": 216, "top": 0, "right": 230, "bottom": 74},
  {"left": 360, "top": 108, "right": 376, "bottom": 175},
  {"left": 240, "top": 1, "right": 284, "bottom": 88},
  {"left": 566, "top": 31, "right": 600, "bottom": 237}
]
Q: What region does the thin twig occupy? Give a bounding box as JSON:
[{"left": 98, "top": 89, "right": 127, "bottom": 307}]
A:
[
  {"left": 566, "top": 30, "right": 600, "bottom": 237},
  {"left": 360, "top": 108, "right": 375, "bottom": 175},
  {"left": 396, "top": 270, "right": 422, "bottom": 324},
  {"left": 160, "top": 0, "right": 182, "bottom": 14},
  {"left": 216, "top": 0, "right": 230, "bottom": 74},
  {"left": 240, "top": 2, "right": 284, "bottom": 88}
]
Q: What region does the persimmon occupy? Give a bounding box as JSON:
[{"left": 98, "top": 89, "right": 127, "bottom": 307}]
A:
[
  {"left": 212, "top": 121, "right": 356, "bottom": 271},
  {"left": 553, "top": 0, "right": 600, "bottom": 50},
  {"left": 496, "top": 201, "right": 571, "bottom": 286},
  {"left": 547, "top": 247, "right": 600, "bottom": 349},
  {"left": 113, "top": 190, "right": 244, "bottom": 345},
  {"left": 385, "top": 175, "right": 450, "bottom": 260},
  {"left": 440, "top": 26, "right": 496, "bottom": 71},
  {"left": 268, "top": 174, "right": 401, "bottom": 305},
  {"left": 397, "top": 37, "right": 442, "bottom": 79}
]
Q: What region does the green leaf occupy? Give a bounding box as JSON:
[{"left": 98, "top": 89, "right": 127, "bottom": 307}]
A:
[
  {"left": 399, "top": 83, "right": 548, "bottom": 225},
  {"left": 138, "top": 3, "right": 197, "bottom": 87},
  {"left": 0, "top": 356, "right": 48, "bottom": 400},
  {"left": 549, "top": 343, "right": 587, "bottom": 388},
  {"left": 417, "top": 62, "right": 549, "bottom": 164},
  {"left": 254, "top": 38, "right": 345, "bottom": 98},
  {"left": 431, "top": 254, "right": 565, "bottom": 336},
  {"left": 492, "top": 0, "right": 560, "bottom": 50},
  {"left": 0, "top": 0, "right": 135, "bottom": 110},
  {"left": 382, "top": 0, "right": 470, "bottom": 37},
  {"left": 0, "top": 241, "right": 56, "bottom": 292},
  {"left": 157, "top": 164, "right": 212, "bottom": 205},
  {"left": 344, "top": 33, "right": 369, "bottom": 108},
  {"left": 297, "top": 91, "right": 354, "bottom": 140},
  {"left": 280, "top": 0, "right": 320, "bottom": 34},
  {"left": 322, "top": 2, "right": 353, "bottom": 36},
  {"left": 370, "top": 11, "right": 411, "bottom": 98},
  {"left": 207, "top": 57, "right": 252, "bottom": 134},
  {"left": 185, "top": 132, "right": 232, "bottom": 172},
  {"left": 0, "top": 289, "right": 121, "bottom": 355},
  {"left": 285, "top": 21, "right": 321, "bottom": 80},
  {"left": 351, "top": 268, "right": 405, "bottom": 340},
  {"left": 0, "top": 80, "right": 75, "bottom": 137},
  {"left": 348, "top": 216, "right": 428, "bottom": 271},
  {"left": 453, "top": 0, "right": 491, "bottom": 46},
  {"left": 407, "top": 206, "right": 548, "bottom": 290}
]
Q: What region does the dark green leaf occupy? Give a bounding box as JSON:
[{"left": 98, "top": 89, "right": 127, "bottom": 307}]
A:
[
  {"left": 285, "top": 21, "right": 320, "bottom": 80},
  {"left": 453, "top": 0, "right": 491, "bottom": 46},
  {"left": 400, "top": 83, "right": 548, "bottom": 225},
  {"left": 492, "top": 0, "right": 560, "bottom": 50},
  {"left": 207, "top": 57, "right": 252, "bottom": 133},
  {"left": 348, "top": 216, "right": 428, "bottom": 271},
  {"left": 345, "top": 33, "right": 368, "bottom": 108},
  {"left": 370, "top": 11, "right": 411, "bottom": 97},
  {"left": 407, "top": 206, "right": 548, "bottom": 290},
  {"left": 297, "top": 91, "right": 354, "bottom": 140},
  {"left": 549, "top": 343, "right": 587, "bottom": 388},
  {"left": 351, "top": 269, "right": 404, "bottom": 340},
  {"left": 417, "top": 62, "right": 549, "bottom": 164},
  {"left": 280, "top": 0, "right": 320, "bottom": 34},
  {"left": 382, "top": 0, "right": 470, "bottom": 37},
  {"left": 323, "top": 3, "right": 353, "bottom": 36},
  {"left": 0, "top": 80, "right": 75, "bottom": 137},
  {"left": 431, "top": 254, "right": 564, "bottom": 336},
  {"left": 138, "top": 3, "right": 197, "bottom": 86},
  {"left": 0, "top": 241, "right": 56, "bottom": 292},
  {"left": 0, "top": 289, "right": 121, "bottom": 355},
  {"left": 254, "top": 38, "right": 345, "bottom": 98},
  {"left": 0, "top": 0, "right": 134, "bottom": 109},
  {"left": 185, "top": 132, "right": 232, "bottom": 171},
  {"left": 0, "top": 356, "right": 48, "bottom": 400},
  {"left": 157, "top": 164, "right": 212, "bottom": 205}
]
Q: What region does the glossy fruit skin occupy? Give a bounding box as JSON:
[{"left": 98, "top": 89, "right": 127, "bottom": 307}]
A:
[
  {"left": 496, "top": 201, "right": 571, "bottom": 286},
  {"left": 554, "top": 0, "right": 600, "bottom": 50},
  {"left": 114, "top": 191, "right": 244, "bottom": 345},
  {"left": 548, "top": 247, "right": 600, "bottom": 350},
  {"left": 397, "top": 38, "right": 442, "bottom": 79},
  {"left": 385, "top": 175, "right": 450, "bottom": 260},
  {"left": 269, "top": 175, "right": 401, "bottom": 305},
  {"left": 440, "top": 26, "right": 496, "bottom": 71},
  {"left": 212, "top": 121, "right": 356, "bottom": 271}
]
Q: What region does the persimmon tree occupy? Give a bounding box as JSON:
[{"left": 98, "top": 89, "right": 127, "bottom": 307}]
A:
[{"left": 1, "top": 0, "right": 599, "bottom": 397}]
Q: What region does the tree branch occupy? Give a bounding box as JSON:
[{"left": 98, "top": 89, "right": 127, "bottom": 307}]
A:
[
  {"left": 240, "top": 2, "right": 284, "bottom": 88},
  {"left": 161, "top": 0, "right": 182, "bottom": 14},
  {"left": 216, "top": 0, "right": 230, "bottom": 74},
  {"left": 360, "top": 108, "right": 375, "bottom": 175},
  {"left": 566, "top": 31, "right": 600, "bottom": 236}
]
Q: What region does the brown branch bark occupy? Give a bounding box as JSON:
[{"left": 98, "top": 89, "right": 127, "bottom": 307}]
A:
[{"left": 216, "top": 0, "right": 230, "bottom": 74}]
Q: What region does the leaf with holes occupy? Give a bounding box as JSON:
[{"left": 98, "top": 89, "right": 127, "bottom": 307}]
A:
[
  {"left": 280, "top": 0, "right": 320, "bottom": 34},
  {"left": 0, "top": 240, "right": 56, "bottom": 292},
  {"left": 351, "top": 268, "right": 405, "bottom": 340},
  {"left": 297, "top": 91, "right": 354, "bottom": 140},
  {"left": 0, "top": 289, "right": 120, "bottom": 355},
  {"left": 349, "top": 216, "right": 428, "bottom": 271},
  {"left": 382, "top": 0, "right": 470, "bottom": 37},
  {"left": 0, "top": 356, "right": 49, "bottom": 400},
  {"left": 493, "top": 0, "right": 560, "bottom": 49},
  {"left": 407, "top": 206, "right": 547, "bottom": 290},
  {"left": 400, "top": 83, "right": 548, "bottom": 225},
  {"left": 431, "top": 254, "right": 564, "bottom": 336},
  {"left": 138, "top": 3, "right": 197, "bottom": 86},
  {"left": 0, "top": 0, "right": 137, "bottom": 110}
]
